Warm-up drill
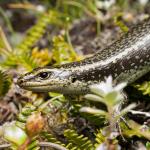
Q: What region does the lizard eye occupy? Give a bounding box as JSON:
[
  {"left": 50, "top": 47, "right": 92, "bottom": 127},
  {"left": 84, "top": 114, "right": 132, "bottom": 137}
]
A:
[
  {"left": 38, "top": 72, "right": 49, "bottom": 79},
  {"left": 72, "top": 77, "right": 77, "bottom": 83}
]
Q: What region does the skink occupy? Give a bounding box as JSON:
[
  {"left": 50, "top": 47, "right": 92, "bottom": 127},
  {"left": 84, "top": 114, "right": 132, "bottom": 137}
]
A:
[{"left": 17, "top": 19, "right": 150, "bottom": 95}]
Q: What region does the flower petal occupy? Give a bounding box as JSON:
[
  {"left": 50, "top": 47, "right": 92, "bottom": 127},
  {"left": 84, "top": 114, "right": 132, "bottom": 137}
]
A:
[{"left": 114, "top": 82, "right": 127, "bottom": 91}]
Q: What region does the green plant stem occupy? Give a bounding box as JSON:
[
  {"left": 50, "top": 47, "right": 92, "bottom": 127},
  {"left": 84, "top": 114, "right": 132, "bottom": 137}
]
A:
[
  {"left": 96, "top": 19, "right": 101, "bottom": 36},
  {"left": 63, "top": 0, "right": 99, "bottom": 20},
  {"left": 107, "top": 105, "right": 116, "bottom": 137},
  {"left": 65, "top": 29, "right": 77, "bottom": 59},
  {"left": 0, "top": 27, "right": 13, "bottom": 52},
  {"left": 0, "top": 7, "right": 14, "bottom": 34}
]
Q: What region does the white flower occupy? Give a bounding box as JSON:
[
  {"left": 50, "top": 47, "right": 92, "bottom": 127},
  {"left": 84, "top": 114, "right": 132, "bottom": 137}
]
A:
[
  {"left": 90, "top": 76, "right": 126, "bottom": 97},
  {"left": 96, "top": 0, "right": 116, "bottom": 9},
  {"left": 138, "top": 0, "right": 148, "bottom": 6},
  {"left": 36, "top": 5, "right": 45, "bottom": 12},
  {"left": 86, "top": 76, "right": 127, "bottom": 106},
  {"left": 96, "top": 143, "right": 121, "bottom": 150}
]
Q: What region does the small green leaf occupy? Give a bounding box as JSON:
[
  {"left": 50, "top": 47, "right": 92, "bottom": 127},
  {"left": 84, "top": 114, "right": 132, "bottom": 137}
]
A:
[
  {"left": 80, "top": 107, "right": 107, "bottom": 116},
  {"left": 104, "top": 91, "right": 119, "bottom": 106},
  {"left": 84, "top": 94, "right": 104, "bottom": 103},
  {"left": 0, "top": 71, "right": 11, "bottom": 97},
  {"left": 146, "top": 142, "right": 150, "bottom": 150}
]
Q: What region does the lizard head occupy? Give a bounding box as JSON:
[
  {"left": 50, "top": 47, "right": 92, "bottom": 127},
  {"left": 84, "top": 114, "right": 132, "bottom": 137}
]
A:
[{"left": 17, "top": 67, "right": 89, "bottom": 94}]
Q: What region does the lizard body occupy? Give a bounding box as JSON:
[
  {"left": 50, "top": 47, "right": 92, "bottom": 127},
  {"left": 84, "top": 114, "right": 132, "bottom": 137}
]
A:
[{"left": 17, "top": 19, "right": 150, "bottom": 94}]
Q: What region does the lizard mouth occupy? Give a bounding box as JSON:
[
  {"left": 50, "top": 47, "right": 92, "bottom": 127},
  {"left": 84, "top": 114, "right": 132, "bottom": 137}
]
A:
[
  {"left": 17, "top": 77, "right": 52, "bottom": 88},
  {"left": 19, "top": 83, "right": 65, "bottom": 93},
  {"left": 17, "top": 78, "right": 52, "bottom": 91},
  {"left": 22, "top": 85, "right": 52, "bottom": 92}
]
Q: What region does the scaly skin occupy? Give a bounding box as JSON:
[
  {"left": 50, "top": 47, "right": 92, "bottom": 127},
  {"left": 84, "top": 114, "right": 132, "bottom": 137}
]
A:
[{"left": 17, "top": 19, "right": 150, "bottom": 94}]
